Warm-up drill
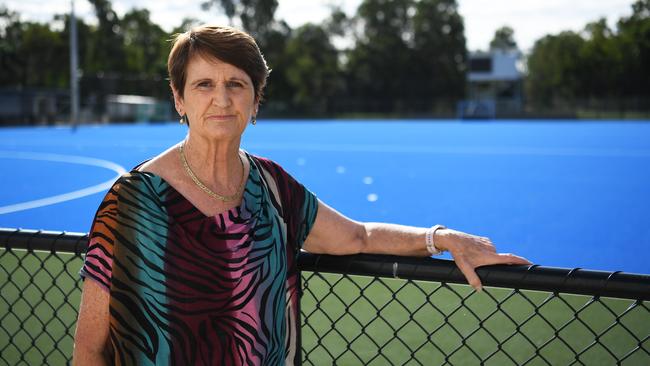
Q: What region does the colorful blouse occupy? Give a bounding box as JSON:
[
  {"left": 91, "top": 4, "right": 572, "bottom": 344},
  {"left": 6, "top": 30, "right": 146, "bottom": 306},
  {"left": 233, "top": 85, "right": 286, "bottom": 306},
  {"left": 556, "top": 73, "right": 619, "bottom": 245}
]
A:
[{"left": 80, "top": 152, "right": 318, "bottom": 365}]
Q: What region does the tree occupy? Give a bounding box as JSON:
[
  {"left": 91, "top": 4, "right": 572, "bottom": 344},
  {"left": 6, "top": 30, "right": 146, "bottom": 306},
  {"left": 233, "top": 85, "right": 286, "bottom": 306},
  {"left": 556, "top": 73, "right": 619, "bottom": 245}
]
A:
[
  {"left": 284, "top": 24, "right": 342, "bottom": 114},
  {"left": 55, "top": 13, "right": 92, "bottom": 82},
  {"left": 87, "top": 0, "right": 126, "bottom": 73},
  {"left": 23, "top": 23, "right": 68, "bottom": 87},
  {"left": 525, "top": 31, "right": 586, "bottom": 106},
  {"left": 345, "top": 0, "right": 467, "bottom": 113},
  {"left": 120, "top": 9, "right": 168, "bottom": 77},
  {"left": 201, "top": 0, "right": 279, "bottom": 37},
  {"left": 490, "top": 26, "right": 517, "bottom": 51},
  {"left": 0, "top": 13, "right": 67, "bottom": 88},
  {"left": 0, "top": 6, "right": 24, "bottom": 86},
  {"left": 170, "top": 18, "right": 203, "bottom": 34},
  {"left": 412, "top": 0, "right": 467, "bottom": 101},
  {"left": 323, "top": 6, "right": 350, "bottom": 37},
  {"left": 578, "top": 19, "right": 621, "bottom": 97},
  {"left": 616, "top": 0, "right": 650, "bottom": 96},
  {"left": 255, "top": 22, "right": 292, "bottom": 112},
  {"left": 525, "top": 0, "right": 650, "bottom": 109},
  {"left": 345, "top": 0, "right": 415, "bottom": 111}
]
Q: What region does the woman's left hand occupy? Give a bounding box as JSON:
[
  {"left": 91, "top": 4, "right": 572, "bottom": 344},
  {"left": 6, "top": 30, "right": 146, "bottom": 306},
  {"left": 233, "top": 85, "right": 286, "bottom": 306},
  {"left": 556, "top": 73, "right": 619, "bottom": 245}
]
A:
[{"left": 436, "top": 228, "right": 532, "bottom": 292}]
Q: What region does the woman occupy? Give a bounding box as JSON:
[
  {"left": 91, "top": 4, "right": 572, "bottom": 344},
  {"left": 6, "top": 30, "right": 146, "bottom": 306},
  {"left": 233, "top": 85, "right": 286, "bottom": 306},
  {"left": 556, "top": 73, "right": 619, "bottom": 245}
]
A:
[{"left": 73, "top": 25, "right": 530, "bottom": 365}]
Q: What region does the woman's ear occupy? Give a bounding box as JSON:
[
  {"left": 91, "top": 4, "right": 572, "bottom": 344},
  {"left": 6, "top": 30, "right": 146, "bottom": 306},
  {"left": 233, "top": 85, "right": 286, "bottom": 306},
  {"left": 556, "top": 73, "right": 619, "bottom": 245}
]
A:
[
  {"left": 253, "top": 97, "right": 260, "bottom": 116},
  {"left": 171, "top": 84, "right": 184, "bottom": 116}
]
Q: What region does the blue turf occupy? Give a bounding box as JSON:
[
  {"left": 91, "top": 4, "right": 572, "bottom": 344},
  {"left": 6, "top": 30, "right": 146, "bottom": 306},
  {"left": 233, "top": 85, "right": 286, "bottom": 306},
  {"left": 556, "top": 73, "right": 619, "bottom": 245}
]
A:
[{"left": 1, "top": 120, "right": 649, "bottom": 273}]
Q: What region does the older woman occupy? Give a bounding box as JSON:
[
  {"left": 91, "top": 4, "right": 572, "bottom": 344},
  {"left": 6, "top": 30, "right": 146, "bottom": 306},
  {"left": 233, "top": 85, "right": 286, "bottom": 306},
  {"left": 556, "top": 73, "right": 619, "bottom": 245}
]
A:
[{"left": 73, "top": 25, "right": 530, "bottom": 365}]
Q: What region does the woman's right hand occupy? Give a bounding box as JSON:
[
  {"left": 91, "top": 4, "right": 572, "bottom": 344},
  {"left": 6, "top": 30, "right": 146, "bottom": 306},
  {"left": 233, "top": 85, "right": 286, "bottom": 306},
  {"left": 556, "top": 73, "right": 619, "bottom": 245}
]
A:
[{"left": 437, "top": 228, "right": 532, "bottom": 291}]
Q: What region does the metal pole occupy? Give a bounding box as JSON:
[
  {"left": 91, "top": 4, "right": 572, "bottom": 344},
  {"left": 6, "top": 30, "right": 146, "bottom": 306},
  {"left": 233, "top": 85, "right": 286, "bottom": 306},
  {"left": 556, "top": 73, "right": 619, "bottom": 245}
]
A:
[{"left": 70, "top": 0, "right": 80, "bottom": 127}]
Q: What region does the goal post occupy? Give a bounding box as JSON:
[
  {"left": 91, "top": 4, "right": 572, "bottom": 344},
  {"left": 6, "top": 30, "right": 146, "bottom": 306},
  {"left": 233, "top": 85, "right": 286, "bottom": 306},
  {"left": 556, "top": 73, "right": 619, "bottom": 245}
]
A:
[{"left": 456, "top": 99, "right": 496, "bottom": 119}]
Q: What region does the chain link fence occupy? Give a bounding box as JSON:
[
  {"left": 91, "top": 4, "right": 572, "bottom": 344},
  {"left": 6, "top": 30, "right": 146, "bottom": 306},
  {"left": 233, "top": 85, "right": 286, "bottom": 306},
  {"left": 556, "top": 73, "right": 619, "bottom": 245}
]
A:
[
  {"left": 299, "top": 255, "right": 650, "bottom": 365},
  {"left": 1, "top": 228, "right": 649, "bottom": 365}
]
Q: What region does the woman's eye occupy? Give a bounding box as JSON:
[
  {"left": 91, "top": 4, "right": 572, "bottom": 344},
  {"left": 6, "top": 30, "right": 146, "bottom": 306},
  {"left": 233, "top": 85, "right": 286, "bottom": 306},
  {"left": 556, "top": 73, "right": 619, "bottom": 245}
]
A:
[
  {"left": 227, "top": 81, "right": 243, "bottom": 88},
  {"left": 197, "top": 81, "right": 212, "bottom": 88}
]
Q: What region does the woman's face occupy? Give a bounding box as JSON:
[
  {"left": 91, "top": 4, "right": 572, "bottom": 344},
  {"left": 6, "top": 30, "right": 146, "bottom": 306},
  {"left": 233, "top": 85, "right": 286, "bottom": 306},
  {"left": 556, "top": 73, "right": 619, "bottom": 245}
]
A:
[{"left": 173, "top": 54, "right": 258, "bottom": 142}]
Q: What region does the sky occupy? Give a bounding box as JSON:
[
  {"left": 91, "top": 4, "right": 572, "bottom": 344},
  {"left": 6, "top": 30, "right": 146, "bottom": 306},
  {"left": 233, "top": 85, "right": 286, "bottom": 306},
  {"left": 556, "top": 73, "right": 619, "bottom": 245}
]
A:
[{"left": 2, "top": 0, "right": 637, "bottom": 52}]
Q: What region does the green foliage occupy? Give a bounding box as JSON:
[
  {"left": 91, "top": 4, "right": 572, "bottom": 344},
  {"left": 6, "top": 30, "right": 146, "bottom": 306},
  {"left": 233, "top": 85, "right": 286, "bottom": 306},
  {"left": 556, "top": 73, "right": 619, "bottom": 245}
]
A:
[
  {"left": 170, "top": 18, "right": 203, "bottom": 35},
  {"left": 253, "top": 22, "right": 292, "bottom": 111},
  {"left": 86, "top": 0, "right": 126, "bottom": 73},
  {"left": 0, "top": 7, "right": 26, "bottom": 87},
  {"left": 55, "top": 14, "right": 92, "bottom": 80},
  {"left": 0, "top": 17, "right": 67, "bottom": 88},
  {"left": 201, "top": 0, "right": 279, "bottom": 36},
  {"left": 490, "top": 26, "right": 517, "bottom": 51},
  {"left": 616, "top": 0, "right": 650, "bottom": 96},
  {"left": 526, "top": 31, "right": 586, "bottom": 106},
  {"left": 199, "top": 0, "right": 294, "bottom": 112},
  {"left": 21, "top": 23, "right": 68, "bottom": 87},
  {"left": 3, "top": 0, "right": 648, "bottom": 117},
  {"left": 579, "top": 19, "right": 623, "bottom": 97},
  {"left": 323, "top": 7, "right": 349, "bottom": 37},
  {"left": 0, "top": 0, "right": 468, "bottom": 116},
  {"left": 284, "top": 24, "right": 343, "bottom": 114},
  {"left": 345, "top": 0, "right": 466, "bottom": 113},
  {"left": 346, "top": 0, "right": 414, "bottom": 104},
  {"left": 412, "top": 0, "right": 466, "bottom": 99},
  {"left": 0, "top": 1, "right": 173, "bottom": 103},
  {"left": 526, "top": 0, "right": 650, "bottom": 107},
  {"left": 120, "top": 9, "right": 168, "bottom": 77}
]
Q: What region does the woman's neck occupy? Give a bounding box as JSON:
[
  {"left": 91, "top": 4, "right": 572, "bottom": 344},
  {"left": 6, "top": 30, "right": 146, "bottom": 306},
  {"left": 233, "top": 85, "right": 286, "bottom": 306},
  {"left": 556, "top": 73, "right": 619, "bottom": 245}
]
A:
[{"left": 180, "top": 133, "right": 244, "bottom": 194}]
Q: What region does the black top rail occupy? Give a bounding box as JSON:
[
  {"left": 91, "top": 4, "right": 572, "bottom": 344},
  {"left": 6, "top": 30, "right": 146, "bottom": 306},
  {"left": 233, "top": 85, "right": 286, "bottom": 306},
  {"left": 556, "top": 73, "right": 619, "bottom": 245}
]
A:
[
  {"left": 299, "top": 253, "right": 650, "bottom": 301},
  {"left": 0, "top": 228, "right": 88, "bottom": 256},
  {"left": 2, "top": 227, "right": 649, "bottom": 301}
]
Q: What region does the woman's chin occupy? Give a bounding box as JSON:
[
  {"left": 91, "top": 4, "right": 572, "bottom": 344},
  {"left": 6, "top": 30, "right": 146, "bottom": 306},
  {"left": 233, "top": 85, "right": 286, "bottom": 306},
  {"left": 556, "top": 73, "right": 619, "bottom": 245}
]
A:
[{"left": 201, "top": 123, "right": 246, "bottom": 140}]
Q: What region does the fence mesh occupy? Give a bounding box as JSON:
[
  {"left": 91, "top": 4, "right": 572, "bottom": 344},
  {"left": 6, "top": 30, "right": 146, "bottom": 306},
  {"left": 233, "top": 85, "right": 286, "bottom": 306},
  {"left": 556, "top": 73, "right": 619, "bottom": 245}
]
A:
[
  {"left": 0, "top": 248, "right": 82, "bottom": 365},
  {"left": 300, "top": 272, "right": 649, "bottom": 365},
  {"left": 1, "top": 230, "right": 649, "bottom": 365}
]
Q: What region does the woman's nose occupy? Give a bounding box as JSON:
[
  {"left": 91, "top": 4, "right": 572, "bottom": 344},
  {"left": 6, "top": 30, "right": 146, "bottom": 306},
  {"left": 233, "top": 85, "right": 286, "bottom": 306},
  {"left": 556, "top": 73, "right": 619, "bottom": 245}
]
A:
[{"left": 211, "top": 84, "right": 231, "bottom": 108}]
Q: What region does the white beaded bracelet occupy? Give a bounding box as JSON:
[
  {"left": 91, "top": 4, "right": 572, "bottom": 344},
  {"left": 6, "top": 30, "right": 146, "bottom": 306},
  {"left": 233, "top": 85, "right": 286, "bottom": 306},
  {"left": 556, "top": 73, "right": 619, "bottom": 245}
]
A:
[{"left": 425, "top": 224, "right": 446, "bottom": 255}]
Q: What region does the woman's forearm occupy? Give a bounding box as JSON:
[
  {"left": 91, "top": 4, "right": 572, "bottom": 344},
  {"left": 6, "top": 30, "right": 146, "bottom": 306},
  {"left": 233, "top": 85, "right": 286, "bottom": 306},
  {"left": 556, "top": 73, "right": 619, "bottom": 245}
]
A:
[{"left": 360, "top": 222, "right": 438, "bottom": 256}]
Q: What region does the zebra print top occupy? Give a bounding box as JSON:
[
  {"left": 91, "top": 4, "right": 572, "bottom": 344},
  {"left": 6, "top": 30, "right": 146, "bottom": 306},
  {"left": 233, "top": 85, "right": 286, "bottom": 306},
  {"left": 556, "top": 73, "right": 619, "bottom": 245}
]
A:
[{"left": 80, "top": 152, "right": 318, "bottom": 365}]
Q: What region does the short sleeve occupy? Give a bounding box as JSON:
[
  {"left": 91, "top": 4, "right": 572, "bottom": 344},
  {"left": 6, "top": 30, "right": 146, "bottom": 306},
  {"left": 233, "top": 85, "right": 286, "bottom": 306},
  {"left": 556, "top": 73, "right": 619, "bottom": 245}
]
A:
[
  {"left": 254, "top": 157, "right": 319, "bottom": 250},
  {"left": 286, "top": 173, "right": 318, "bottom": 249},
  {"left": 78, "top": 179, "right": 122, "bottom": 291}
]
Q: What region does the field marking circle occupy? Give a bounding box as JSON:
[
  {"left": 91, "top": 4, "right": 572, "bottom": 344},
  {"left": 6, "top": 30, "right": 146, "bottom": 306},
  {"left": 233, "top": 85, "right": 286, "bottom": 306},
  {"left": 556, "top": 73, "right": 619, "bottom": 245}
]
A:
[{"left": 0, "top": 151, "right": 127, "bottom": 214}]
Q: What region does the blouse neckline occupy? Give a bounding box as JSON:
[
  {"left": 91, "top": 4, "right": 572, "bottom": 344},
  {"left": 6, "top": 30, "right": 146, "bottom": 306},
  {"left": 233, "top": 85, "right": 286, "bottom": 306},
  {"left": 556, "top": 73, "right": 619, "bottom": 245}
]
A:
[{"left": 129, "top": 150, "right": 262, "bottom": 221}]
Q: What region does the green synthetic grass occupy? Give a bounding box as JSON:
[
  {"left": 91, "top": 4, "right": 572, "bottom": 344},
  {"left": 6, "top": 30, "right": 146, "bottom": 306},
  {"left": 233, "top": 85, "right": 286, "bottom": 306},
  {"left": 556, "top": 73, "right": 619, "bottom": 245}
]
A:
[
  {"left": 1, "top": 250, "right": 648, "bottom": 365},
  {"left": 300, "top": 273, "right": 649, "bottom": 366},
  {"left": 0, "top": 250, "right": 82, "bottom": 366}
]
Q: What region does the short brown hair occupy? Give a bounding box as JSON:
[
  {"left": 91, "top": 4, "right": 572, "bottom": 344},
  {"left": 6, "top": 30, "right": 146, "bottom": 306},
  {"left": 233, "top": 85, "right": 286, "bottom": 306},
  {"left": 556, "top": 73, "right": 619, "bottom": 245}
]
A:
[{"left": 168, "top": 25, "right": 269, "bottom": 101}]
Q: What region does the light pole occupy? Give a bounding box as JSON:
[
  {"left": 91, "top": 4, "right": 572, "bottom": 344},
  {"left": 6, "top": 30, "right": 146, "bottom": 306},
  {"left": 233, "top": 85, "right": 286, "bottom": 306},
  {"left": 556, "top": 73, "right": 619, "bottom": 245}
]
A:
[{"left": 70, "top": 0, "right": 80, "bottom": 127}]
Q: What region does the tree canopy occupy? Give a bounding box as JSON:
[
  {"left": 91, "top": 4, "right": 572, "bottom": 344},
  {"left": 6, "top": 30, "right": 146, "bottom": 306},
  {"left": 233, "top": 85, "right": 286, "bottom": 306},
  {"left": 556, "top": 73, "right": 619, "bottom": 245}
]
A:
[
  {"left": 1, "top": 0, "right": 648, "bottom": 119},
  {"left": 490, "top": 26, "right": 517, "bottom": 51},
  {"left": 526, "top": 0, "right": 650, "bottom": 107}
]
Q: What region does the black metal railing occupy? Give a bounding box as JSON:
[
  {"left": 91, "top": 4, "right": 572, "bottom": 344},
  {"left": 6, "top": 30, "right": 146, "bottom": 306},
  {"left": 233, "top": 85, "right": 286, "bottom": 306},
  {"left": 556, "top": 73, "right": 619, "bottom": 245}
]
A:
[{"left": 1, "top": 228, "right": 649, "bottom": 365}]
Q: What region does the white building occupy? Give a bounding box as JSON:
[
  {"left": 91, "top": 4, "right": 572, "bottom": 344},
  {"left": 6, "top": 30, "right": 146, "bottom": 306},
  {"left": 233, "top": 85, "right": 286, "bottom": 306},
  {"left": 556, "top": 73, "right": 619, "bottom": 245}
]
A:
[
  {"left": 105, "top": 94, "right": 172, "bottom": 123},
  {"left": 459, "top": 50, "right": 524, "bottom": 118}
]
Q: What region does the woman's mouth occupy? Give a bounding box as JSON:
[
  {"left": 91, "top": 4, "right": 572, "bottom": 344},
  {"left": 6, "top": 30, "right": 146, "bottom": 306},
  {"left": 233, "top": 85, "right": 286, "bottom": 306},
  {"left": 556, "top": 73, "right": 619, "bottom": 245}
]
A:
[{"left": 206, "top": 114, "right": 236, "bottom": 122}]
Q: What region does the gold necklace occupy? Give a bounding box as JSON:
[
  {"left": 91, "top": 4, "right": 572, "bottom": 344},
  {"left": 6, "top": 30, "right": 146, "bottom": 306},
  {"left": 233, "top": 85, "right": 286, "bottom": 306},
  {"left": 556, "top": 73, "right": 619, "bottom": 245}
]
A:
[{"left": 179, "top": 142, "right": 245, "bottom": 202}]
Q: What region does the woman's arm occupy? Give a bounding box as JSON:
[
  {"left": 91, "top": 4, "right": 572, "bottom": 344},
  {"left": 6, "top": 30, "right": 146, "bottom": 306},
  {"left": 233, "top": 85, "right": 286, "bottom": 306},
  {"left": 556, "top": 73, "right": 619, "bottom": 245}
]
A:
[
  {"left": 73, "top": 279, "right": 110, "bottom": 365},
  {"left": 303, "top": 200, "right": 531, "bottom": 291}
]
